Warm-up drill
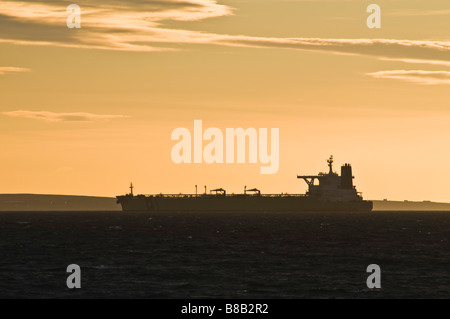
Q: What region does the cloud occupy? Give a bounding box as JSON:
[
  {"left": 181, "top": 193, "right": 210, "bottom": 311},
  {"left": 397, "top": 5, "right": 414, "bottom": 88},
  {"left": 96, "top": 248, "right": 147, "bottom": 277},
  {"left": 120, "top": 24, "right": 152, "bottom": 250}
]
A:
[
  {"left": 213, "top": 37, "right": 450, "bottom": 66},
  {"left": 0, "top": 0, "right": 233, "bottom": 51},
  {"left": 0, "top": 67, "right": 30, "bottom": 75},
  {"left": 2, "top": 110, "right": 128, "bottom": 122},
  {"left": 1, "top": 1, "right": 450, "bottom": 67},
  {"left": 378, "top": 58, "right": 450, "bottom": 67},
  {"left": 388, "top": 10, "right": 450, "bottom": 17},
  {"left": 366, "top": 70, "right": 450, "bottom": 85}
]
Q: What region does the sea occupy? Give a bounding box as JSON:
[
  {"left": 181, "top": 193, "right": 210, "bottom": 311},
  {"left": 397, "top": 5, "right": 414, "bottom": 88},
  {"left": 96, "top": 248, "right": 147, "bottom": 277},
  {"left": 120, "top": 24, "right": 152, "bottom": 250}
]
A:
[{"left": 0, "top": 210, "right": 449, "bottom": 299}]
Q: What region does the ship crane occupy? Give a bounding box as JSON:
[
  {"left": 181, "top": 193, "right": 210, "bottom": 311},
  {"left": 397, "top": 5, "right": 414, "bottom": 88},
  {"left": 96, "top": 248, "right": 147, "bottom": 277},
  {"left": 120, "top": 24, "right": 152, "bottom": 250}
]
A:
[
  {"left": 244, "top": 185, "right": 261, "bottom": 195},
  {"left": 246, "top": 188, "right": 261, "bottom": 195},
  {"left": 210, "top": 188, "right": 226, "bottom": 195}
]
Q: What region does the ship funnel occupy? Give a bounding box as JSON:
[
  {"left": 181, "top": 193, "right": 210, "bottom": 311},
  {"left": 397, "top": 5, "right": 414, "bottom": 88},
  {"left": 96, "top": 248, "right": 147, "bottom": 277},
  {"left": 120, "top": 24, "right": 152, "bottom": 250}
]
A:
[{"left": 340, "top": 164, "right": 353, "bottom": 189}]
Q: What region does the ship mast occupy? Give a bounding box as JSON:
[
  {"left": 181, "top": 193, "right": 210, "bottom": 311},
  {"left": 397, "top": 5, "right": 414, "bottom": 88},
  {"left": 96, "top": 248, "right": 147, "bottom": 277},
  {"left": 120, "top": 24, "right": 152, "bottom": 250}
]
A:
[{"left": 327, "top": 155, "right": 333, "bottom": 174}]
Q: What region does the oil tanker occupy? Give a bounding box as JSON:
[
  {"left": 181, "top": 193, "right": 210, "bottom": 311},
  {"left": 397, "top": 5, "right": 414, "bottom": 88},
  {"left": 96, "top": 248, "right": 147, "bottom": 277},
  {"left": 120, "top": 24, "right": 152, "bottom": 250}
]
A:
[{"left": 116, "top": 156, "right": 373, "bottom": 212}]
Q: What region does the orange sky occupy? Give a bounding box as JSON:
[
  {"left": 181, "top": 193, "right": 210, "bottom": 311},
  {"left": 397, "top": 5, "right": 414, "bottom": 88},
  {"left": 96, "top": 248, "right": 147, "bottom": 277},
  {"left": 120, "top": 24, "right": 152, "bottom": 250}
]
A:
[{"left": 1, "top": 0, "right": 450, "bottom": 201}]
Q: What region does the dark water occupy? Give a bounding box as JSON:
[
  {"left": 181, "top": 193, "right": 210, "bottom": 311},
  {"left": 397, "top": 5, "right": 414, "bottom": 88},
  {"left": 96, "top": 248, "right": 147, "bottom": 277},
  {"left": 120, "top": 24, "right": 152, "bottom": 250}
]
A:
[{"left": 0, "top": 211, "right": 449, "bottom": 298}]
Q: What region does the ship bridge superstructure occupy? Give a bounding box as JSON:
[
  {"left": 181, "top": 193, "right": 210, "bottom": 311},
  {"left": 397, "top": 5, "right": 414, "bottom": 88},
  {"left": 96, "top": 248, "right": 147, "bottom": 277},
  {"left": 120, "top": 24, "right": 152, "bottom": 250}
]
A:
[{"left": 297, "top": 156, "right": 363, "bottom": 202}]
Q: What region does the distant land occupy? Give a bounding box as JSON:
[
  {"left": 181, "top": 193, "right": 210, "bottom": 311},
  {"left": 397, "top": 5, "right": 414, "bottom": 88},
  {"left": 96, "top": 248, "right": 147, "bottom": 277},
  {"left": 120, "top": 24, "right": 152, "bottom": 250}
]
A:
[
  {"left": 1, "top": 194, "right": 450, "bottom": 211},
  {"left": 0, "top": 194, "right": 120, "bottom": 211},
  {"left": 373, "top": 199, "right": 450, "bottom": 211}
]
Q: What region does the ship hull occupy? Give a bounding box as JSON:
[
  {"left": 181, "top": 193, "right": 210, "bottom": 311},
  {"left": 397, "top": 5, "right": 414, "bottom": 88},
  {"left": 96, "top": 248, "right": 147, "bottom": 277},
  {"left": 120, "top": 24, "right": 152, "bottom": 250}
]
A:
[{"left": 116, "top": 195, "right": 373, "bottom": 212}]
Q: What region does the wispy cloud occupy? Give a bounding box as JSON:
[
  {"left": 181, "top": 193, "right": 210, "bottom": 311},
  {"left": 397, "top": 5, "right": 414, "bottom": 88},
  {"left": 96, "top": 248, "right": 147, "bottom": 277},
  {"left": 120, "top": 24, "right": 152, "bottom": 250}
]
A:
[
  {"left": 1, "top": 1, "right": 450, "bottom": 68},
  {"left": 216, "top": 37, "right": 450, "bottom": 66},
  {"left": 0, "top": 0, "right": 233, "bottom": 52},
  {"left": 0, "top": 67, "right": 30, "bottom": 75},
  {"left": 2, "top": 110, "right": 128, "bottom": 122},
  {"left": 388, "top": 9, "right": 450, "bottom": 17},
  {"left": 378, "top": 58, "right": 450, "bottom": 67},
  {"left": 367, "top": 70, "right": 450, "bottom": 85}
]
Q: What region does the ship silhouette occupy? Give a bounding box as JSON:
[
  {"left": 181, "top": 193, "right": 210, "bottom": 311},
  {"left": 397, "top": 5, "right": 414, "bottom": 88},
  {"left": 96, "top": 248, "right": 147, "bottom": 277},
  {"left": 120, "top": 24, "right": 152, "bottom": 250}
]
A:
[{"left": 116, "top": 156, "right": 373, "bottom": 212}]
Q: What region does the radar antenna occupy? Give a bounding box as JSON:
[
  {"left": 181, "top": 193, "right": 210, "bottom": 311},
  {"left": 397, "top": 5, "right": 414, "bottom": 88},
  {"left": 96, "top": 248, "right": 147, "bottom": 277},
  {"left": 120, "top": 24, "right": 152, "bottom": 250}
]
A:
[{"left": 327, "top": 155, "right": 333, "bottom": 174}]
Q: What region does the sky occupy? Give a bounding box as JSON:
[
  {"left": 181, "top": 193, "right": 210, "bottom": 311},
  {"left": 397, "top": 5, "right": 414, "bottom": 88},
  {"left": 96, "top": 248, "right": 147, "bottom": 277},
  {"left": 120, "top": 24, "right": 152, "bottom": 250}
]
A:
[{"left": 1, "top": 0, "right": 450, "bottom": 201}]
